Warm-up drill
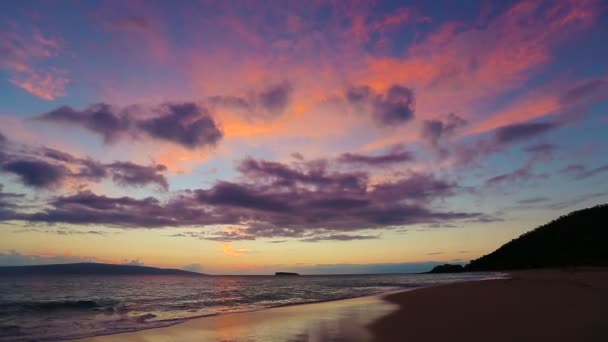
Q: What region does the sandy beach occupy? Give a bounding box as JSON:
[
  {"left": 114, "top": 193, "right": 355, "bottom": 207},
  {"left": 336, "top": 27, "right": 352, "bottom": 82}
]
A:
[
  {"left": 373, "top": 268, "right": 608, "bottom": 342},
  {"left": 73, "top": 268, "right": 608, "bottom": 342}
]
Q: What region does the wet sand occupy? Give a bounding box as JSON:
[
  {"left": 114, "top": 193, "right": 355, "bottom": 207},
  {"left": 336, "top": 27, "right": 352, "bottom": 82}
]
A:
[
  {"left": 73, "top": 268, "right": 608, "bottom": 342},
  {"left": 74, "top": 294, "right": 398, "bottom": 342},
  {"left": 372, "top": 268, "right": 608, "bottom": 342}
]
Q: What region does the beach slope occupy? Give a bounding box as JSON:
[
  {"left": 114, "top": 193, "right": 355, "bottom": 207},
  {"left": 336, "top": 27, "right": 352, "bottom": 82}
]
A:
[{"left": 371, "top": 268, "right": 608, "bottom": 342}]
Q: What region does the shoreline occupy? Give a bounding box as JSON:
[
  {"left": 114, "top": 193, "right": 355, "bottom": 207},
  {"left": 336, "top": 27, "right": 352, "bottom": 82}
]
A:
[
  {"left": 70, "top": 269, "right": 608, "bottom": 341},
  {"left": 71, "top": 268, "right": 608, "bottom": 342},
  {"left": 73, "top": 290, "right": 397, "bottom": 342},
  {"left": 69, "top": 273, "right": 504, "bottom": 342}
]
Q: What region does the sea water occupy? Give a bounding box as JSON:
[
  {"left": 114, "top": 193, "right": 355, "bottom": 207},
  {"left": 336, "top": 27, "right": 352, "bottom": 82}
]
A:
[{"left": 0, "top": 272, "right": 502, "bottom": 341}]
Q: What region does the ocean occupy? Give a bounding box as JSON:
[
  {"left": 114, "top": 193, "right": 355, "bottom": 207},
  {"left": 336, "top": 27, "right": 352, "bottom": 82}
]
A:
[{"left": 0, "top": 272, "right": 502, "bottom": 341}]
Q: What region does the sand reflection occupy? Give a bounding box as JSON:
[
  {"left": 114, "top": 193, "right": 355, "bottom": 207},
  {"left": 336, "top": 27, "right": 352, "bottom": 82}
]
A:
[{"left": 78, "top": 295, "right": 398, "bottom": 342}]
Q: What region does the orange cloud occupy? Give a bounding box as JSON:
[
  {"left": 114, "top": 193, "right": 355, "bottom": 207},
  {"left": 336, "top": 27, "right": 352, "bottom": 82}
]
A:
[
  {"left": 10, "top": 68, "right": 69, "bottom": 100},
  {"left": 2, "top": 26, "right": 68, "bottom": 100},
  {"left": 221, "top": 244, "right": 249, "bottom": 257}
]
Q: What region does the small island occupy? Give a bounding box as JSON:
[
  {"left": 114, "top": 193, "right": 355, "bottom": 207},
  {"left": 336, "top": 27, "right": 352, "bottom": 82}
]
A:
[{"left": 275, "top": 272, "right": 300, "bottom": 276}]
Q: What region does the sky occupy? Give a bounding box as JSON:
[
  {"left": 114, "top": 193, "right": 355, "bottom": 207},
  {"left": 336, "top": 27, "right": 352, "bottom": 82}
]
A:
[{"left": 0, "top": 0, "right": 607, "bottom": 275}]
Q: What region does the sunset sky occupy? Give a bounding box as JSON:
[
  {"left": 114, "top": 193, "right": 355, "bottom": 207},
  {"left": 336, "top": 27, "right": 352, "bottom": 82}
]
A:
[{"left": 1, "top": 0, "right": 607, "bottom": 274}]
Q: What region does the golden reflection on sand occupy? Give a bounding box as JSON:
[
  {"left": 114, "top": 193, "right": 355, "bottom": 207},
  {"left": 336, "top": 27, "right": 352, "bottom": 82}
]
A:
[{"left": 76, "top": 295, "right": 398, "bottom": 342}]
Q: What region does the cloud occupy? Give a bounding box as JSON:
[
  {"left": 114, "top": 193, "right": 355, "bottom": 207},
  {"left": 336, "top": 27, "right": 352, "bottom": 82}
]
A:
[
  {"left": 494, "top": 122, "right": 558, "bottom": 145},
  {"left": 374, "top": 85, "right": 416, "bottom": 125},
  {"left": 198, "top": 181, "right": 290, "bottom": 212},
  {"left": 10, "top": 69, "right": 69, "bottom": 101},
  {"left": 557, "top": 163, "right": 608, "bottom": 181},
  {"left": 300, "top": 234, "right": 379, "bottom": 242},
  {"left": 221, "top": 244, "right": 249, "bottom": 256},
  {"left": 137, "top": 103, "right": 222, "bottom": 149},
  {"left": 38, "top": 102, "right": 223, "bottom": 149},
  {"left": 2, "top": 156, "right": 481, "bottom": 239},
  {"left": 560, "top": 164, "right": 586, "bottom": 174},
  {"left": 257, "top": 81, "right": 293, "bottom": 116},
  {"left": 0, "top": 26, "right": 69, "bottom": 100},
  {"left": 346, "top": 84, "right": 416, "bottom": 126},
  {"left": 451, "top": 120, "right": 559, "bottom": 167},
  {"left": 106, "top": 162, "right": 168, "bottom": 190},
  {"left": 517, "top": 197, "right": 549, "bottom": 204},
  {"left": 0, "top": 140, "right": 168, "bottom": 190},
  {"left": 0, "top": 185, "right": 25, "bottom": 219},
  {"left": 38, "top": 104, "right": 129, "bottom": 143},
  {"left": 560, "top": 79, "right": 608, "bottom": 106},
  {"left": 337, "top": 146, "right": 414, "bottom": 166},
  {"left": 485, "top": 165, "right": 546, "bottom": 187},
  {"left": 421, "top": 113, "right": 467, "bottom": 156},
  {"left": 574, "top": 164, "right": 608, "bottom": 180},
  {"left": 207, "top": 82, "right": 293, "bottom": 119},
  {"left": 345, "top": 85, "right": 373, "bottom": 104},
  {"left": 2, "top": 159, "right": 67, "bottom": 188}
]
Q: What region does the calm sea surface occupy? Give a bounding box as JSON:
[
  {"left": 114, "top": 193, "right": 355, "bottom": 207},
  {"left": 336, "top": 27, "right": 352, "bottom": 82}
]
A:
[{"left": 0, "top": 272, "right": 503, "bottom": 341}]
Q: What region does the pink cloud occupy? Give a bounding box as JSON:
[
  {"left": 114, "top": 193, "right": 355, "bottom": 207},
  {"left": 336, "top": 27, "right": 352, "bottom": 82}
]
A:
[{"left": 0, "top": 26, "right": 68, "bottom": 100}]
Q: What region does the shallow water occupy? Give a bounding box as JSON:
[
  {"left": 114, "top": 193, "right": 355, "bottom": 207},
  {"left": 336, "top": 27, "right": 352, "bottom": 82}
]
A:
[
  {"left": 0, "top": 272, "right": 502, "bottom": 341},
  {"left": 82, "top": 294, "right": 399, "bottom": 342}
]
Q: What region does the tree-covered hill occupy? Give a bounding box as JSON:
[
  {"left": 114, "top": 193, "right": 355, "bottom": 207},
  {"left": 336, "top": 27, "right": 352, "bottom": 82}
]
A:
[{"left": 466, "top": 204, "right": 608, "bottom": 271}]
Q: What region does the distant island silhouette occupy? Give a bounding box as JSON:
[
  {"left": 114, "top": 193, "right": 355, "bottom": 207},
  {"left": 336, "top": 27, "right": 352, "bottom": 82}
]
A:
[
  {"left": 0, "top": 262, "right": 206, "bottom": 276},
  {"left": 430, "top": 204, "right": 608, "bottom": 273},
  {"left": 275, "top": 272, "right": 300, "bottom": 276}
]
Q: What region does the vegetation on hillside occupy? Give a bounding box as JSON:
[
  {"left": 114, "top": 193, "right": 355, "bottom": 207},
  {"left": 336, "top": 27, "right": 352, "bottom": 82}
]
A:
[{"left": 466, "top": 204, "right": 608, "bottom": 271}]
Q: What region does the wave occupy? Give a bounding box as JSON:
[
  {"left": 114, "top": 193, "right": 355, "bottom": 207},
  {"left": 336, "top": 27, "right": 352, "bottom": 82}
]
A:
[{"left": 0, "top": 299, "right": 114, "bottom": 314}]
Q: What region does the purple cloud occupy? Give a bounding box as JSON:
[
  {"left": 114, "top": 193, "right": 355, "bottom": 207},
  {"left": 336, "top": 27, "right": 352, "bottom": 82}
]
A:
[
  {"left": 258, "top": 81, "right": 293, "bottom": 116},
  {"left": 208, "top": 82, "right": 293, "bottom": 119},
  {"left": 2, "top": 156, "right": 482, "bottom": 239},
  {"left": 337, "top": 147, "right": 414, "bottom": 166},
  {"left": 39, "top": 104, "right": 129, "bottom": 143},
  {"left": 574, "top": 164, "right": 608, "bottom": 180},
  {"left": 2, "top": 159, "right": 68, "bottom": 188},
  {"left": 517, "top": 197, "right": 549, "bottom": 204},
  {"left": 485, "top": 165, "right": 547, "bottom": 186},
  {"left": 106, "top": 162, "right": 168, "bottom": 190},
  {"left": 0, "top": 140, "right": 167, "bottom": 190},
  {"left": 345, "top": 84, "right": 416, "bottom": 126},
  {"left": 300, "top": 234, "right": 379, "bottom": 242},
  {"left": 137, "top": 103, "right": 222, "bottom": 149},
  {"left": 373, "top": 85, "right": 416, "bottom": 125},
  {"left": 495, "top": 122, "right": 557, "bottom": 144},
  {"left": 560, "top": 79, "right": 607, "bottom": 105},
  {"left": 0, "top": 185, "right": 25, "bottom": 219},
  {"left": 345, "top": 85, "right": 373, "bottom": 104},
  {"left": 38, "top": 102, "right": 223, "bottom": 149}
]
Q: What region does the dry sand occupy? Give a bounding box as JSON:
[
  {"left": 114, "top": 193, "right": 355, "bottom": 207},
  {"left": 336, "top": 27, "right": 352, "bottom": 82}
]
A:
[
  {"left": 73, "top": 268, "right": 608, "bottom": 342},
  {"left": 372, "top": 268, "right": 608, "bottom": 342}
]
